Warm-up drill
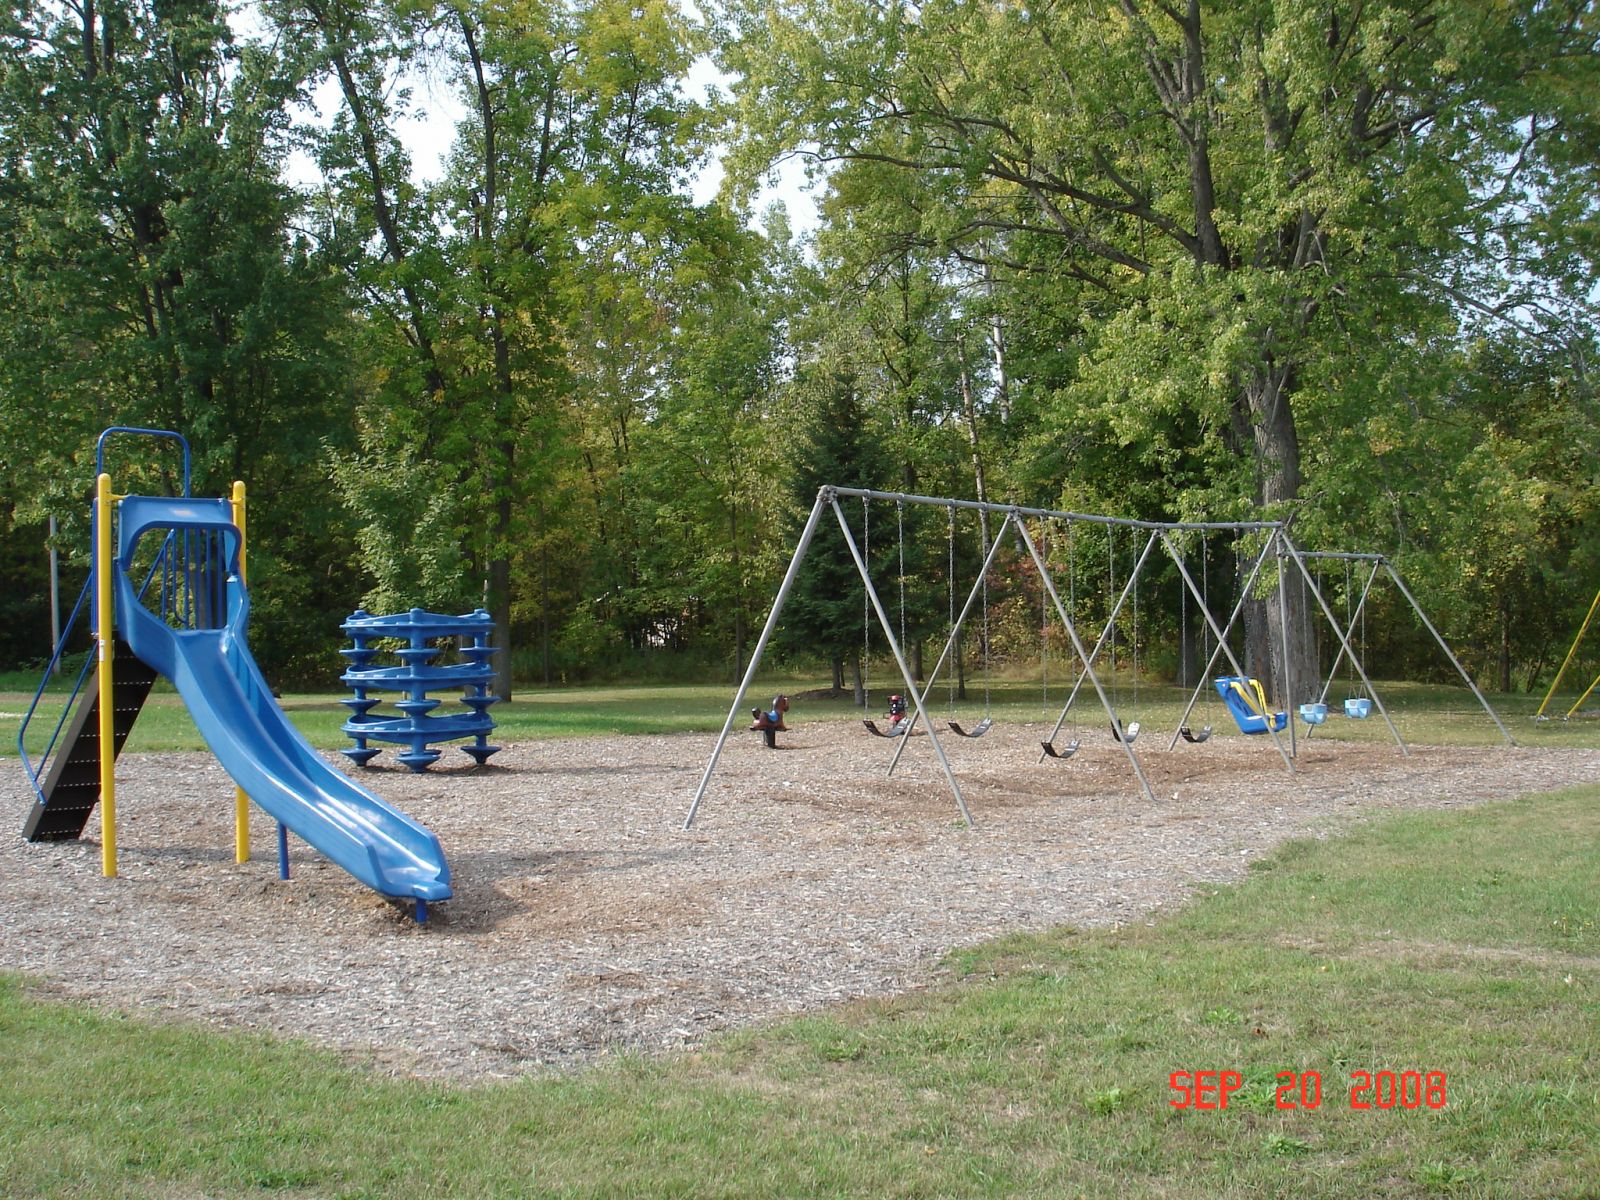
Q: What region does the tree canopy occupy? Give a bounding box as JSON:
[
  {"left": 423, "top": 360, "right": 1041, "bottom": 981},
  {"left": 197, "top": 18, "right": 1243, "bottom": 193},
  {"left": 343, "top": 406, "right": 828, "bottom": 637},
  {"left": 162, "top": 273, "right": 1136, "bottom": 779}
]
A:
[{"left": 1, "top": 0, "right": 1597, "bottom": 700}]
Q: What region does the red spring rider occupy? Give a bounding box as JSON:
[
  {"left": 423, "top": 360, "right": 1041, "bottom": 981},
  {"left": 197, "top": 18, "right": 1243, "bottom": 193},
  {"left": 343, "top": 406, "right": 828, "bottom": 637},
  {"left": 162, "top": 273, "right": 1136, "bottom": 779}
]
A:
[
  {"left": 885, "top": 693, "right": 908, "bottom": 728},
  {"left": 749, "top": 694, "right": 790, "bottom": 748}
]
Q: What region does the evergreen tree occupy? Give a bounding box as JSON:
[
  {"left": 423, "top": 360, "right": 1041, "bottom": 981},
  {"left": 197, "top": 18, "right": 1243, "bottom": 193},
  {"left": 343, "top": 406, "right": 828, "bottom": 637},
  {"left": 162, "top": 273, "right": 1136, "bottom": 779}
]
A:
[{"left": 775, "top": 369, "right": 893, "bottom": 702}]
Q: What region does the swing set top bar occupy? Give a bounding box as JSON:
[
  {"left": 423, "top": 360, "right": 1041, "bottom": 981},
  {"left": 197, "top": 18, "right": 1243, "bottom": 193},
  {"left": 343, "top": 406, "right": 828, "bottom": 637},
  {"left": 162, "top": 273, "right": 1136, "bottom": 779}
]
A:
[
  {"left": 822, "top": 486, "right": 1283, "bottom": 533},
  {"left": 1293, "top": 550, "right": 1388, "bottom": 563}
]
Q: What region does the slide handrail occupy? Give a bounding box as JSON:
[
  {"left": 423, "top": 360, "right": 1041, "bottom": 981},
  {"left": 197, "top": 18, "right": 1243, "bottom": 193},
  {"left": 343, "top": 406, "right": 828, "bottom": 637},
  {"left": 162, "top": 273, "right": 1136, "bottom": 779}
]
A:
[
  {"left": 16, "top": 575, "right": 96, "bottom": 805},
  {"left": 96, "top": 427, "right": 191, "bottom": 496}
]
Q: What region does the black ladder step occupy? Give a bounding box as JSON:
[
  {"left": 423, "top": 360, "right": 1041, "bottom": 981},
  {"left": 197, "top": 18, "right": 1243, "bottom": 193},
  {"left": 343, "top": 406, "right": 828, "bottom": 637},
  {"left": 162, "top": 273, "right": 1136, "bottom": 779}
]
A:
[{"left": 22, "top": 640, "right": 157, "bottom": 842}]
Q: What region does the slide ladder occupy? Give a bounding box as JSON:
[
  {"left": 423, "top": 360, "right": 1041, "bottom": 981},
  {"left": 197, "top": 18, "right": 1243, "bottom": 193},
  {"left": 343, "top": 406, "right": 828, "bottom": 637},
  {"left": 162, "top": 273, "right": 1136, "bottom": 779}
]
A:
[{"left": 21, "top": 639, "right": 156, "bottom": 841}]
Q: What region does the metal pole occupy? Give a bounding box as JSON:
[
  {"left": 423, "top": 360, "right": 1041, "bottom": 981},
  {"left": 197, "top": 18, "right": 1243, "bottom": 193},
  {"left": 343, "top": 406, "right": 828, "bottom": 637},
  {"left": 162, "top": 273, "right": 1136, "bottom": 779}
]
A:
[
  {"left": 231, "top": 481, "right": 251, "bottom": 863},
  {"left": 1013, "top": 519, "right": 1157, "bottom": 802},
  {"left": 1166, "top": 534, "right": 1280, "bottom": 751},
  {"left": 95, "top": 473, "right": 117, "bottom": 878},
  {"left": 1162, "top": 533, "right": 1297, "bottom": 774},
  {"left": 1164, "top": 537, "right": 1273, "bottom": 742},
  {"left": 1562, "top": 671, "right": 1600, "bottom": 720},
  {"left": 1381, "top": 561, "right": 1516, "bottom": 747},
  {"left": 1278, "top": 537, "right": 1407, "bottom": 757},
  {"left": 824, "top": 485, "right": 1284, "bottom": 533},
  {"left": 888, "top": 512, "right": 1014, "bottom": 776},
  {"left": 48, "top": 515, "right": 61, "bottom": 676},
  {"left": 1275, "top": 534, "right": 1297, "bottom": 759},
  {"left": 1534, "top": 584, "right": 1600, "bottom": 718},
  {"left": 685, "top": 489, "right": 831, "bottom": 829},
  {"left": 833, "top": 498, "right": 973, "bottom": 825},
  {"left": 1312, "top": 561, "right": 1381, "bottom": 708},
  {"left": 1037, "top": 529, "right": 1161, "bottom": 763}
]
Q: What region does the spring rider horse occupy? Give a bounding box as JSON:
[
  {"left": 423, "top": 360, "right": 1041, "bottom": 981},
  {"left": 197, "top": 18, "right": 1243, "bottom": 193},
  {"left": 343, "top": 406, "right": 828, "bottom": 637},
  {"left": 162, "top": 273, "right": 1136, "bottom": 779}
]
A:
[{"left": 749, "top": 694, "right": 790, "bottom": 748}]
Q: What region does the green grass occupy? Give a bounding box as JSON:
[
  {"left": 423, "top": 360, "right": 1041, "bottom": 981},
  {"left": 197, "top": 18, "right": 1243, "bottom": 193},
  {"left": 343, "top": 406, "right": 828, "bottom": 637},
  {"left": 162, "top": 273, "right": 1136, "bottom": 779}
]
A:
[
  {"left": 2, "top": 787, "right": 1597, "bottom": 1197},
  {"left": 0, "top": 676, "right": 831, "bottom": 757},
  {"left": 6, "top": 667, "right": 1600, "bottom": 759}
]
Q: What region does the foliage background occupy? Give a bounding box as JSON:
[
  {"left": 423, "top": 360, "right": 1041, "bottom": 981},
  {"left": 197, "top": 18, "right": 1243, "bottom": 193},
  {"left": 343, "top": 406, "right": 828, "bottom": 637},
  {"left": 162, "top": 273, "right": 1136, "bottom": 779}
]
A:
[{"left": 0, "top": 0, "right": 1596, "bottom": 697}]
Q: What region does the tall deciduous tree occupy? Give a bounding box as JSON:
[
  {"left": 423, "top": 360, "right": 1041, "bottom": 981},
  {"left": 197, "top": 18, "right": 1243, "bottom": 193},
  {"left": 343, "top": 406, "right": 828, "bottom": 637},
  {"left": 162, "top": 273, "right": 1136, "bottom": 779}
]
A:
[
  {"left": 0, "top": 0, "right": 359, "bottom": 678},
  {"left": 716, "top": 0, "right": 1600, "bottom": 699},
  {"left": 276, "top": 0, "right": 722, "bottom": 696}
]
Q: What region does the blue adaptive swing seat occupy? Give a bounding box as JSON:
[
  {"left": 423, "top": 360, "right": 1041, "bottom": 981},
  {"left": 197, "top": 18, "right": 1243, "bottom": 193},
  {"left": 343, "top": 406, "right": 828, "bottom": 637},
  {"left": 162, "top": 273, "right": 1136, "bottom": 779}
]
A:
[{"left": 1215, "top": 676, "right": 1289, "bottom": 734}]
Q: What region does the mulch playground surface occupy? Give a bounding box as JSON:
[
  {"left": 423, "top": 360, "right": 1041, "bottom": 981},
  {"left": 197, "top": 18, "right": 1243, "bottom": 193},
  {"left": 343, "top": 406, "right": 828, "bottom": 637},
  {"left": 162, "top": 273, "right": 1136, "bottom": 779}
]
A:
[{"left": 4, "top": 722, "right": 1593, "bottom": 1079}]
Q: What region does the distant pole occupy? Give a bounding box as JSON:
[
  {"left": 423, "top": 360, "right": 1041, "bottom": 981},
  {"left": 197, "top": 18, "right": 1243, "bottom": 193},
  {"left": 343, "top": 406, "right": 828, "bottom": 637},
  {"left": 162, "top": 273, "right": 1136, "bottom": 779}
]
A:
[{"left": 48, "top": 515, "right": 60, "bottom": 675}]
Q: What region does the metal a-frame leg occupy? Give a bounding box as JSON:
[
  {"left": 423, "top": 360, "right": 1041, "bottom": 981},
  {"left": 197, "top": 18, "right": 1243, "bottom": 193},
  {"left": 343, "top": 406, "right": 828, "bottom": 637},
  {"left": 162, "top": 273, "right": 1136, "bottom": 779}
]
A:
[
  {"left": 1035, "top": 530, "right": 1161, "bottom": 764},
  {"left": 831, "top": 498, "right": 973, "bottom": 826},
  {"left": 1277, "top": 538, "right": 1408, "bottom": 757},
  {"left": 686, "top": 491, "right": 832, "bottom": 829},
  {"left": 886, "top": 512, "right": 1015, "bottom": 778},
  {"left": 1164, "top": 534, "right": 1299, "bottom": 780},
  {"left": 1012, "top": 519, "right": 1157, "bottom": 803}
]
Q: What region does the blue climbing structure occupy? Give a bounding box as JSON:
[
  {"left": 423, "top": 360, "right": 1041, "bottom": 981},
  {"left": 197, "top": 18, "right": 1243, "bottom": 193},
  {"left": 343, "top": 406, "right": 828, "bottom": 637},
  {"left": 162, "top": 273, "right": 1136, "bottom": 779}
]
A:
[{"left": 340, "top": 608, "right": 501, "bottom": 771}]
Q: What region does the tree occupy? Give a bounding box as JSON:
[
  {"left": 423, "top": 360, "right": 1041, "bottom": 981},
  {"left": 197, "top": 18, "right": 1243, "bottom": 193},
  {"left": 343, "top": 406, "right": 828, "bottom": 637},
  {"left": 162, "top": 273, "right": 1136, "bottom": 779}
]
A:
[
  {"left": 776, "top": 368, "right": 894, "bottom": 701},
  {"left": 715, "top": 0, "right": 1600, "bottom": 698},
  {"left": 274, "top": 0, "right": 724, "bottom": 695},
  {"left": 0, "top": 0, "right": 360, "bottom": 679}
]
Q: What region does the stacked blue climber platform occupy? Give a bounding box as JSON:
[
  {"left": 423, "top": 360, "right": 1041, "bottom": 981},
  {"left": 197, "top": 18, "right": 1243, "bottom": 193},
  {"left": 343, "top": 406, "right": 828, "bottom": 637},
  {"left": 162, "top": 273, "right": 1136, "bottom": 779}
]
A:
[{"left": 340, "top": 608, "right": 501, "bottom": 771}]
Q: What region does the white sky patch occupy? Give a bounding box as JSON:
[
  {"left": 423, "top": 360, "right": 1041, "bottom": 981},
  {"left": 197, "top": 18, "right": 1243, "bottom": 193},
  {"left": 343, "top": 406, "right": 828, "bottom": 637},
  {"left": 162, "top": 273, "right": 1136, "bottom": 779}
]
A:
[{"left": 233, "top": 3, "right": 818, "bottom": 233}]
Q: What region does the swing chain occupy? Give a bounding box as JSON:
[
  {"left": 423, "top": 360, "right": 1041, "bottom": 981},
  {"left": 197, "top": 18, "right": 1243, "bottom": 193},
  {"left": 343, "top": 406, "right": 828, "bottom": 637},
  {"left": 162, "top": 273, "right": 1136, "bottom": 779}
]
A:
[{"left": 862, "top": 497, "right": 870, "bottom": 711}]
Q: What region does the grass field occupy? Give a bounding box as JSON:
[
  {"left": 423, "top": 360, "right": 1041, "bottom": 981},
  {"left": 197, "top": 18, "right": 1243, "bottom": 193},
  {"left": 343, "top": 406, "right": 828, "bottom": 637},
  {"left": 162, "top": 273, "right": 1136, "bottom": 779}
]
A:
[
  {"left": 1, "top": 783, "right": 1596, "bottom": 1197},
  {"left": 6, "top": 667, "right": 1600, "bottom": 760}
]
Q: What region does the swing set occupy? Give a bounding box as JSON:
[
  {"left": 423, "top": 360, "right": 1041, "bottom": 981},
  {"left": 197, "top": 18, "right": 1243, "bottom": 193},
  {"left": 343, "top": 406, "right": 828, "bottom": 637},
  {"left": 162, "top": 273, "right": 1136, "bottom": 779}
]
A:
[{"left": 685, "top": 487, "right": 1514, "bottom": 830}]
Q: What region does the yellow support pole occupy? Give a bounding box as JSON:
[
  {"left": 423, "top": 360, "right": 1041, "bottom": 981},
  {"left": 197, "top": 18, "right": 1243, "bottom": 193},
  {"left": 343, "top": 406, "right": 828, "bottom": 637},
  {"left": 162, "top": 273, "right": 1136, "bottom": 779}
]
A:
[
  {"left": 231, "top": 480, "right": 250, "bottom": 864},
  {"left": 1562, "top": 668, "right": 1600, "bottom": 721},
  {"left": 95, "top": 472, "right": 117, "bottom": 878},
  {"left": 1535, "top": 584, "right": 1600, "bottom": 719}
]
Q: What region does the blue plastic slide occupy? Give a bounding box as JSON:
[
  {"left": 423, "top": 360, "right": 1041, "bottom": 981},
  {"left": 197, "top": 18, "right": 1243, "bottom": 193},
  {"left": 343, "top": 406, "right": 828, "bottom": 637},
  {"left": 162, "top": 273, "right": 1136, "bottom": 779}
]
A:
[
  {"left": 1214, "top": 675, "right": 1289, "bottom": 735},
  {"left": 112, "top": 497, "right": 451, "bottom": 909}
]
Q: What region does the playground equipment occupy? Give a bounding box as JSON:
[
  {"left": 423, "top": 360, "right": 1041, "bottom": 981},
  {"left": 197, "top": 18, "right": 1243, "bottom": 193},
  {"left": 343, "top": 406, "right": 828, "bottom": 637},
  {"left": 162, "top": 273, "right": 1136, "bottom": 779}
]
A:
[
  {"left": 749, "top": 694, "right": 790, "bottom": 748},
  {"left": 1177, "top": 535, "right": 1214, "bottom": 744},
  {"left": 1215, "top": 675, "right": 1289, "bottom": 734},
  {"left": 1533, "top": 583, "right": 1600, "bottom": 721},
  {"left": 16, "top": 428, "right": 449, "bottom": 922},
  {"left": 685, "top": 487, "right": 1514, "bottom": 830},
  {"left": 945, "top": 506, "right": 994, "bottom": 739},
  {"left": 1039, "top": 520, "right": 1081, "bottom": 762},
  {"left": 340, "top": 607, "right": 500, "bottom": 771},
  {"left": 862, "top": 692, "right": 908, "bottom": 737}
]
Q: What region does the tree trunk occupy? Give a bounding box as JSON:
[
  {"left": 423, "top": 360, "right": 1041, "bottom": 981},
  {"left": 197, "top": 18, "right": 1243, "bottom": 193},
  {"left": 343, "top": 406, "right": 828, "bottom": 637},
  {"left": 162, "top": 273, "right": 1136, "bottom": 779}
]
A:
[
  {"left": 1499, "top": 596, "right": 1512, "bottom": 694},
  {"left": 1245, "top": 363, "right": 1317, "bottom": 707},
  {"left": 832, "top": 656, "right": 845, "bottom": 693},
  {"left": 851, "top": 654, "right": 864, "bottom": 707},
  {"left": 731, "top": 504, "right": 747, "bottom": 678},
  {"left": 490, "top": 487, "right": 514, "bottom": 702}
]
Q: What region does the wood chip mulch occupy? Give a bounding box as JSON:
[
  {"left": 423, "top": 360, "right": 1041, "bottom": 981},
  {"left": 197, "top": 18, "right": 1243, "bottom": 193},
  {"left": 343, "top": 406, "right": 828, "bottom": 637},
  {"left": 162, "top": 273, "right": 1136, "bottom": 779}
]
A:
[{"left": 3, "top": 720, "right": 1591, "bottom": 1080}]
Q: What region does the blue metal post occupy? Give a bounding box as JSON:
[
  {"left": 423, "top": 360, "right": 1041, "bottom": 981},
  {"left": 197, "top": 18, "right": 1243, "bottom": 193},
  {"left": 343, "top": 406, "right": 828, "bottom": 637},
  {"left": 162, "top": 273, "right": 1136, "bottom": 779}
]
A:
[{"left": 277, "top": 822, "right": 289, "bottom": 880}]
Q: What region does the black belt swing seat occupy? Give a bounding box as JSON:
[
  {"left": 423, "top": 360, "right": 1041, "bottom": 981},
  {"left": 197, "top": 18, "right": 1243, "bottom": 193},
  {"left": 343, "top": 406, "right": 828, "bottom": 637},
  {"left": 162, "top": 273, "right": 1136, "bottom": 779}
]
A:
[
  {"left": 1040, "top": 738, "right": 1080, "bottom": 760},
  {"left": 947, "top": 717, "right": 993, "bottom": 738}
]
